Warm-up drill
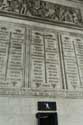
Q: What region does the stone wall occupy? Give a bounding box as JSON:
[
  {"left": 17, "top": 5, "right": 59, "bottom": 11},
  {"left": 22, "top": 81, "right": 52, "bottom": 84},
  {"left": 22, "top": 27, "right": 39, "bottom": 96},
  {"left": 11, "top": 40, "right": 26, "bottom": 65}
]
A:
[{"left": 0, "top": 0, "right": 83, "bottom": 125}]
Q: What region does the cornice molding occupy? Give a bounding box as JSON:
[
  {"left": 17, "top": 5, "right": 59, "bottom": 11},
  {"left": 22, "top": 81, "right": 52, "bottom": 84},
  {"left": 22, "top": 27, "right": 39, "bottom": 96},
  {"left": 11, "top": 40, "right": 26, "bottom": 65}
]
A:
[{"left": 67, "top": 0, "right": 83, "bottom": 3}]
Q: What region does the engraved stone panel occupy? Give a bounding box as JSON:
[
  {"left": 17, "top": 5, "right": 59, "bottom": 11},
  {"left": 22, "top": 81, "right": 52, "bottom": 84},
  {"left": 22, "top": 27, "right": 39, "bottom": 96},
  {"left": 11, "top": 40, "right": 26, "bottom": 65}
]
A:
[
  {"left": 6, "top": 25, "right": 25, "bottom": 88},
  {"left": 0, "top": 24, "right": 10, "bottom": 83},
  {"left": 0, "top": 22, "right": 25, "bottom": 88},
  {"left": 0, "top": 20, "right": 83, "bottom": 98},
  {"left": 29, "top": 30, "right": 62, "bottom": 90},
  {"left": 61, "top": 33, "right": 83, "bottom": 91}
]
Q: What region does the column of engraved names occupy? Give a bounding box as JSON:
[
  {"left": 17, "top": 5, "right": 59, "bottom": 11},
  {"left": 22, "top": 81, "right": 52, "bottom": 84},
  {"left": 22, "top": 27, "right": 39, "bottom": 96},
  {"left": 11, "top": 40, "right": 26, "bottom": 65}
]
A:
[
  {"left": 74, "top": 38, "right": 83, "bottom": 88},
  {"left": 0, "top": 25, "right": 10, "bottom": 84},
  {"left": 45, "top": 33, "right": 62, "bottom": 89},
  {"left": 61, "top": 35, "right": 80, "bottom": 90},
  {"left": 7, "top": 26, "right": 25, "bottom": 87},
  {"left": 30, "top": 31, "right": 45, "bottom": 88}
]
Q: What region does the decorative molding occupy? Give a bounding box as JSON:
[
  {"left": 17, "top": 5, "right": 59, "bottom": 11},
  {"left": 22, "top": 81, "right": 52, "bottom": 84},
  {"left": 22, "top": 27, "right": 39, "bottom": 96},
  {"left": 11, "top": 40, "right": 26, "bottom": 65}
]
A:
[
  {"left": 0, "top": 0, "right": 82, "bottom": 26},
  {"left": 67, "top": 0, "right": 83, "bottom": 3}
]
